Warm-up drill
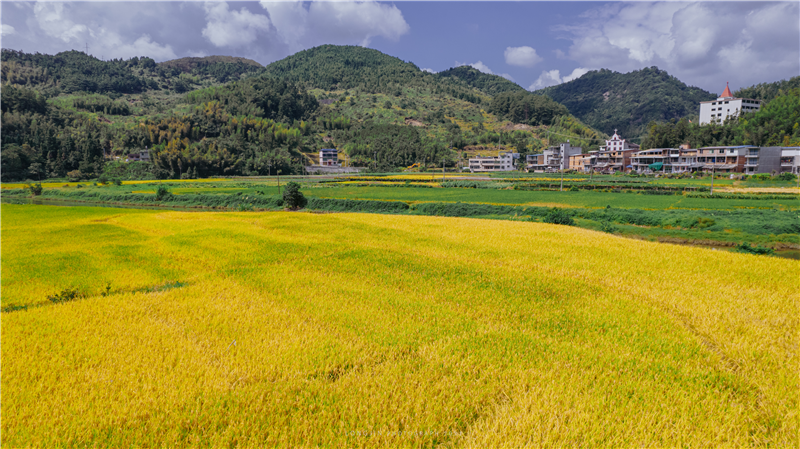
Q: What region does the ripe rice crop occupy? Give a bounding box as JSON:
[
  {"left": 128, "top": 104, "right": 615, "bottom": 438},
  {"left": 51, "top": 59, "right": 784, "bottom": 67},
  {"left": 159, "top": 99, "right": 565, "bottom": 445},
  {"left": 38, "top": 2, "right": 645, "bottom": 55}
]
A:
[{"left": 1, "top": 204, "right": 797, "bottom": 447}]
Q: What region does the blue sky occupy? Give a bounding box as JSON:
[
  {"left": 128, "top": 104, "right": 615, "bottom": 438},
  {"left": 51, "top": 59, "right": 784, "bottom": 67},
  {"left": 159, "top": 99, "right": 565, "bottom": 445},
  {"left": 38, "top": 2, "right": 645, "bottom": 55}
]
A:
[{"left": 2, "top": 1, "right": 798, "bottom": 94}]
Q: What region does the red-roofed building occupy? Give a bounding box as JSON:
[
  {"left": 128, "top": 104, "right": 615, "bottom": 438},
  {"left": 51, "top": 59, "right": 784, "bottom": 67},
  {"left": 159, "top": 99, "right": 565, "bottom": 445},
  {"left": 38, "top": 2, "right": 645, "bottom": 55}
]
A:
[{"left": 699, "top": 82, "right": 761, "bottom": 125}]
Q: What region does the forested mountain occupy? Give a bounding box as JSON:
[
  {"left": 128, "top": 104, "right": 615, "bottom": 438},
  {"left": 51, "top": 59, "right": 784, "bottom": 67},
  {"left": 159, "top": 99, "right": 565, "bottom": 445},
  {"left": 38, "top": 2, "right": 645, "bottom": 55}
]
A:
[
  {"left": 435, "top": 66, "right": 524, "bottom": 96},
  {"left": 158, "top": 56, "right": 264, "bottom": 84},
  {"left": 734, "top": 76, "right": 800, "bottom": 104},
  {"left": 533, "top": 67, "right": 716, "bottom": 140},
  {"left": 1, "top": 49, "right": 264, "bottom": 96},
  {"left": 1, "top": 45, "right": 609, "bottom": 181}
]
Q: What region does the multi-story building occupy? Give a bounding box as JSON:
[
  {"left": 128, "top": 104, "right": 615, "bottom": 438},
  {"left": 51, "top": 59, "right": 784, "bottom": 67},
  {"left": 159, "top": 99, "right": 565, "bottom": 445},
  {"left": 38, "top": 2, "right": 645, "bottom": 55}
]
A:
[
  {"left": 569, "top": 152, "right": 596, "bottom": 172},
  {"left": 699, "top": 83, "right": 762, "bottom": 125},
  {"left": 669, "top": 147, "right": 702, "bottom": 173},
  {"left": 630, "top": 148, "right": 667, "bottom": 173},
  {"left": 780, "top": 148, "right": 800, "bottom": 175},
  {"left": 743, "top": 146, "right": 783, "bottom": 175},
  {"left": 469, "top": 152, "right": 518, "bottom": 172},
  {"left": 526, "top": 141, "right": 582, "bottom": 172},
  {"left": 696, "top": 146, "right": 749, "bottom": 173},
  {"left": 588, "top": 131, "right": 639, "bottom": 173},
  {"left": 319, "top": 148, "right": 339, "bottom": 166}
]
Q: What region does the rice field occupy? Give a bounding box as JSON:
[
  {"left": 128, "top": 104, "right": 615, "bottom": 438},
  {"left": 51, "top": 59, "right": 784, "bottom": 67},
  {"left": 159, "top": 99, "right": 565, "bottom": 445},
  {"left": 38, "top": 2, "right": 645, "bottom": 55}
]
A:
[{"left": 1, "top": 204, "right": 797, "bottom": 446}]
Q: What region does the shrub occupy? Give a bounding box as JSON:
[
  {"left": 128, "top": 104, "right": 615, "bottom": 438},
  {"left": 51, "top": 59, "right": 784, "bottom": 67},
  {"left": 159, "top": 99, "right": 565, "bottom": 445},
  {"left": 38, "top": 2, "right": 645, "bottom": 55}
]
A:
[
  {"left": 735, "top": 242, "right": 774, "bottom": 256},
  {"left": 112, "top": 178, "right": 122, "bottom": 186},
  {"left": 283, "top": 182, "right": 307, "bottom": 210},
  {"left": 600, "top": 221, "right": 618, "bottom": 233},
  {"left": 47, "top": 287, "right": 84, "bottom": 304},
  {"left": 776, "top": 172, "right": 797, "bottom": 182},
  {"left": 543, "top": 208, "right": 575, "bottom": 226},
  {"left": 27, "top": 182, "right": 43, "bottom": 196},
  {"left": 155, "top": 185, "right": 171, "bottom": 201},
  {"left": 67, "top": 170, "right": 83, "bottom": 182}
]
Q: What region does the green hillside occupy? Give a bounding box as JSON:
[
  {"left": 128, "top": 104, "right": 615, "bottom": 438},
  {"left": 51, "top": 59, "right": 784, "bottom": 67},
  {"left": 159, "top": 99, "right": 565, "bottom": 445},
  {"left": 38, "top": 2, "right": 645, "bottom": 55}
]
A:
[
  {"left": 534, "top": 67, "right": 716, "bottom": 141},
  {"left": 435, "top": 66, "right": 525, "bottom": 96},
  {"left": 1, "top": 45, "right": 609, "bottom": 181},
  {"left": 734, "top": 76, "right": 800, "bottom": 104}
]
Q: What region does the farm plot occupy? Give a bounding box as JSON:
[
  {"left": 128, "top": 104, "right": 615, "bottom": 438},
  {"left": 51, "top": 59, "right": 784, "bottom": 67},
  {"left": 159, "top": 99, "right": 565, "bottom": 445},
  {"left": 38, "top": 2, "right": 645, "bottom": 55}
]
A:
[{"left": 1, "top": 204, "right": 797, "bottom": 447}]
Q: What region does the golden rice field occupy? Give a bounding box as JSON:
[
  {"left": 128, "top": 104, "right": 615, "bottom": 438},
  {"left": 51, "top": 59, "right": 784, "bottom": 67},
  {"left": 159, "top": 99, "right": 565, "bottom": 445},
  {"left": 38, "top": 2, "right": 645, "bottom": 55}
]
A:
[{"left": 1, "top": 203, "right": 797, "bottom": 447}]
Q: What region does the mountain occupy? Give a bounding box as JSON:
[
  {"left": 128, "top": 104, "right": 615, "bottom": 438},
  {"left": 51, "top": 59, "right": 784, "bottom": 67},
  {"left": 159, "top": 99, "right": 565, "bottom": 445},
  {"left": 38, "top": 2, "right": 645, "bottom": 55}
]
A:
[
  {"left": 159, "top": 56, "right": 264, "bottom": 84},
  {"left": 533, "top": 67, "right": 716, "bottom": 141},
  {"left": 1, "top": 49, "right": 267, "bottom": 95},
  {"left": 1, "top": 45, "right": 607, "bottom": 181},
  {"left": 734, "top": 76, "right": 800, "bottom": 104},
  {"left": 435, "top": 66, "right": 525, "bottom": 96}
]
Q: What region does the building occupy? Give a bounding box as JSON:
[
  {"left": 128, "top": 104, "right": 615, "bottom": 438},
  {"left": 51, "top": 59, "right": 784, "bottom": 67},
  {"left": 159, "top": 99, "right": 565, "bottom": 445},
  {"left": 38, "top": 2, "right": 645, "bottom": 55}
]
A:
[
  {"left": 696, "top": 146, "right": 750, "bottom": 173},
  {"left": 526, "top": 141, "right": 582, "bottom": 172},
  {"left": 126, "top": 149, "right": 150, "bottom": 163},
  {"left": 699, "top": 83, "right": 762, "bottom": 125},
  {"left": 743, "top": 146, "right": 783, "bottom": 175},
  {"left": 319, "top": 148, "right": 339, "bottom": 166},
  {"left": 569, "top": 153, "right": 596, "bottom": 172},
  {"left": 600, "top": 130, "right": 639, "bottom": 153},
  {"left": 780, "top": 148, "right": 800, "bottom": 175},
  {"left": 469, "top": 152, "right": 519, "bottom": 172},
  {"left": 585, "top": 131, "right": 640, "bottom": 173}
]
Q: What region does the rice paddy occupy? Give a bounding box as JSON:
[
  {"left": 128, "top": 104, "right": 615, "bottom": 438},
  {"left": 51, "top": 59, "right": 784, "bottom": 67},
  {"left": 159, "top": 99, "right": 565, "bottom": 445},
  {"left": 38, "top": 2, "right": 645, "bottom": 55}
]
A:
[{"left": 1, "top": 203, "right": 797, "bottom": 446}]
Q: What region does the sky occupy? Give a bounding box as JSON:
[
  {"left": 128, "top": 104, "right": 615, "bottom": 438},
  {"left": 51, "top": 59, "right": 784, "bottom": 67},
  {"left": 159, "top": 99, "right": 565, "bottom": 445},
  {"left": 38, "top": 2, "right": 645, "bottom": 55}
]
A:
[{"left": 1, "top": 1, "right": 798, "bottom": 95}]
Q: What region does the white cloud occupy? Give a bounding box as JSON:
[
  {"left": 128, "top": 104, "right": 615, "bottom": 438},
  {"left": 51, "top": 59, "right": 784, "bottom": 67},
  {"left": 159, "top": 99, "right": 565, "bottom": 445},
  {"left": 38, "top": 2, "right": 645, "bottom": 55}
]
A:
[
  {"left": 202, "top": 2, "right": 272, "bottom": 48},
  {"left": 421, "top": 67, "right": 435, "bottom": 73},
  {"left": 33, "top": 3, "right": 87, "bottom": 43},
  {"left": 1, "top": 24, "right": 16, "bottom": 37},
  {"left": 529, "top": 67, "right": 590, "bottom": 90},
  {"left": 504, "top": 46, "right": 542, "bottom": 68},
  {"left": 558, "top": 2, "right": 799, "bottom": 90},
  {"left": 260, "top": 0, "right": 409, "bottom": 51}
]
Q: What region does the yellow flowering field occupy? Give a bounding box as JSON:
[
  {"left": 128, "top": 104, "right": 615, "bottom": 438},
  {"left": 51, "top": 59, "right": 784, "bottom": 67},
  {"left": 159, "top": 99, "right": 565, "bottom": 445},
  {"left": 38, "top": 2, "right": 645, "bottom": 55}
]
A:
[{"left": 1, "top": 204, "right": 797, "bottom": 447}]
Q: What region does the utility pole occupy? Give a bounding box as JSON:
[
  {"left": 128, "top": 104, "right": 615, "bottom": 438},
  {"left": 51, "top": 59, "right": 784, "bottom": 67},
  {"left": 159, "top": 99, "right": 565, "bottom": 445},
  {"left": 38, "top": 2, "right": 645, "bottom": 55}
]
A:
[
  {"left": 442, "top": 158, "right": 445, "bottom": 182},
  {"left": 85, "top": 43, "right": 89, "bottom": 55},
  {"left": 710, "top": 161, "right": 715, "bottom": 195}
]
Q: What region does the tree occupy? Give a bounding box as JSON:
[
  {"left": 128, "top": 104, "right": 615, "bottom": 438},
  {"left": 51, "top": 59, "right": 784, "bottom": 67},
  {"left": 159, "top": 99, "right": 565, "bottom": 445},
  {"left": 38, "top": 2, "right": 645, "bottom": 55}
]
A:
[{"left": 282, "top": 181, "right": 307, "bottom": 210}]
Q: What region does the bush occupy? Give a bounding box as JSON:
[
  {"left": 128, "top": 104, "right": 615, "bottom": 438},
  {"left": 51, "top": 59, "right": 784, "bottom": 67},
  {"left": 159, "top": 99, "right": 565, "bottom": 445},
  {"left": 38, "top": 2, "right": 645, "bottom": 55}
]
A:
[
  {"left": 155, "top": 185, "right": 171, "bottom": 201},
  {"left": 543, "top": 208, "right": 575, "bottom": 226},
  {"left": 776, "top": 172, "right": 797, "bottom": 182},
  {"left": 600, "top": 221, "right": 618, "bottom": 233},
  {"left": 282, "top": 182, "right": 307, "bottom": 210},
  {"left": 67, "top": 170, "right": 83, "bottom": 182},
  {"left": 112, "top": 178, "right": 122, "bottom": 186},
  {"left": 47, "top": 287, "right": 84, "bottom": 304},
  {"left": 735, "top": 242, "right": 774, "bottom": 255},
  {"left": 27, "top": 182, "right": 43, "bottom": 196}
]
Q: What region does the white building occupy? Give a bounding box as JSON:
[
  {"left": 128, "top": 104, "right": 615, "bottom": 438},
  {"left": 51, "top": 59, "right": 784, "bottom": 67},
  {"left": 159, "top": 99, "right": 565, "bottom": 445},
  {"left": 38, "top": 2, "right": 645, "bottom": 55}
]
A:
[
  {"left": 699, "top": 83, "right": 762, "bottom": 125},
  {"left": 600, "top": 130, "right": 639, "bottom": 153},
  {"left": 469, "top": 152, "right": 518, "bottom": 172},
  {"left": 526, "top": 141, "right": 582, "bottom": 172},
  {"left": 319, "top": 148, "right": 339, "bottom": 166},
  {"left": 780, "top": 148, "right": 800, "bottom": 175}
]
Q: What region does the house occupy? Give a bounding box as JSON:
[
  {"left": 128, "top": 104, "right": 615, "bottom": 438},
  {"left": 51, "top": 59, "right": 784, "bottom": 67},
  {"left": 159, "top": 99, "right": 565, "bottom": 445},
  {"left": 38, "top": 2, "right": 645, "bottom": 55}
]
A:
[
  {"left": 584, "top": 131, "right": 640, "bottom": 173},
  {"left": 699, "top": 83, "right": 762, "bottom": 125},
  {"left": 526, "top": 141, "right": 581, "bottom": 172},
  {"left": 743, "top": 147, "right": 783, "bottom": 175},
  {"left": 569, "top": 153, "right": 596, "bottom": 172},
  {"left": 319, "top": 148, "right": 339, "bottom": 166},
  {"left": 780, "top": 148, "right": 800, "bottom": 175},
  {"left": 696, "top": 146, "right": 750, "bottom": 173},
  {"left": 469, "top": 152, "right": 519, "bottom": 172},
  {"left": 126, "top": 149, "right": 150, "bottom": 163}
]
